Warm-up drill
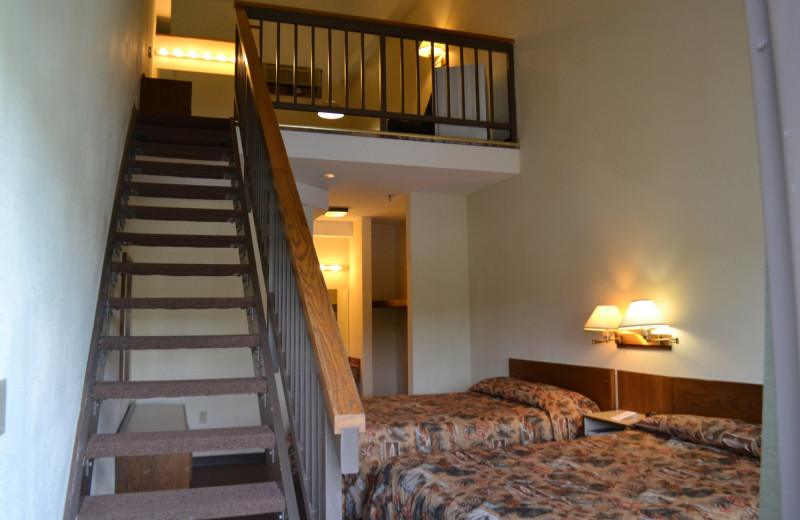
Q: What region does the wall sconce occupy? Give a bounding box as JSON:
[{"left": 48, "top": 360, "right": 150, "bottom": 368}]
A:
[
  {"left": 320, "top": 264, "right": 343, "bottom": 272},
  {"left": 583, "top": 305, "right": 622, "bottom": 343},
  {"left": 617, "top": 299, "right": 679, "bottom": 350},
  {"left": 154, "top": 34, "right": 235, "bottom": 75}
]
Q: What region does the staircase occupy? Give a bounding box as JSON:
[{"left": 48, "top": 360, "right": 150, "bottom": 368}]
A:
[{"left": 68, "top": 112, "right": 295, "bottom": 519}]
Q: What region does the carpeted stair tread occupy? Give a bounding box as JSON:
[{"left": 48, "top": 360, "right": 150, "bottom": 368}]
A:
[
  {"left": 107, "top": 296, "right": 254, "bottom": 310},
  {"left": 132, "top": 140, "right": 231, "bottom": 161},
  {"left": 119, "top": 205, "right": 242, "bottom": 222},
  {"left": 128, "top": 160, "right": 236, "bottom": 180},
  {"left": 77, "top": 482, "right": 284, "bottom": 520},
  {"left": 100, "top": 334, "right": 260, "bottom": 351},
  {"left": 117, "top": 232, "right": 245, "bottom": 248},
  {"left": 93, "top": 377, "right": 267, "bottom": 400},
  {"left": 134, "top": 124, "right": 232, "bottom": 147},
  {"left": 137, "top": 112, "right": 231, "bottom": 132},
  {"left": 112, "top": 262, "right": 249, "bottom": 276},
  {"left": 124, "top": 181, "right": 238, "bottom": 200},
  {"left": 87, "top": 425, "right": 274, "bottom": 458}
]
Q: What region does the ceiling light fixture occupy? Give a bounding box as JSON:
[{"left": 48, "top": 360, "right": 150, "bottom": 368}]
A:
[
  {"left": 323, "top": 207, "right": 348, "bottom": 218},
  {"left": 317, "top": 111, "right": 344, "bottom": 120}
]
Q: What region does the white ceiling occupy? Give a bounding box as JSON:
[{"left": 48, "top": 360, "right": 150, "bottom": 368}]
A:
[{"left": 281, "top": 128, "right": 520, "bottom": 221}]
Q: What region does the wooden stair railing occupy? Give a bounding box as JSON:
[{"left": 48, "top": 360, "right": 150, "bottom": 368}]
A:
[
  {"left": 64, "top": 111, "right": 296, "bottom": 519},
  {"left": 235, "top": 3, "right": 365, "bottom": 519}
]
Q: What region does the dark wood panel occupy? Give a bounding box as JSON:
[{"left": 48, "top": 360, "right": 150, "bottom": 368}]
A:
[
  {"left": 140, "top": 77, "right": 192, "bottom": 116},
  {"left": 673, "top": 377, "right": 763, "bottom": 424},
  {"left": 617, "top": 370, "right": 763, "bottom": 423},
  {"left": 508, "top": 358, "right": 616, "bottom": 412},
  {"left": 116, "top": 452, "right": 192, "bottom": 493},
  {"left": 618, "top": 370, "right": 674, "bottom": 414}
]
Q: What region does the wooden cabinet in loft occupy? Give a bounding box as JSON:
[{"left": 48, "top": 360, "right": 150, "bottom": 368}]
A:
[
  {"left": 139, "top": 77, "right": 192, "bottom": 116},
  {"left": 433, "top": 64, "right": 488, "bottom": 140}
]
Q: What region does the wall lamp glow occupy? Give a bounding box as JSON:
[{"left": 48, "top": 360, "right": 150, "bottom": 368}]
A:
[
  {"left": 320, "top": 264, "right": 343, "bottom": 272},
  {"left": 584, "top": 300, "right": 678, "bottom": 350},
  {"left": 156, "top": 47, "right": 235, "bottom": 63}
]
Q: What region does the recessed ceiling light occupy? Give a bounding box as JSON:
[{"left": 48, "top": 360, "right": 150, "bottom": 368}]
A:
[
  {"left": 323, "top": 173, "right": 335, "bottom": 179},
  {"left": 323, "top": 207, "right": 348, "bottom": 218}
]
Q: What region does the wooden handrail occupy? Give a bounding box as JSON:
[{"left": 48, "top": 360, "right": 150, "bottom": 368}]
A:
[{"left": 235, "top": 5, "right": 364, "bottom": 434}]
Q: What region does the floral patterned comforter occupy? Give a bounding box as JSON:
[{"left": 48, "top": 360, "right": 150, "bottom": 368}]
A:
[
  {"left": 345, "top": 379, "right": 600, "bottom": 519},
  {"left": 365, "top": 415, "right": 761, "bottom": 520}
]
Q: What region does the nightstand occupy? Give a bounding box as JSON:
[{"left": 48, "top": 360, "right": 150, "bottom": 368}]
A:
[{"left": 583, "top": 410, "right": 641, "bottom": 436}]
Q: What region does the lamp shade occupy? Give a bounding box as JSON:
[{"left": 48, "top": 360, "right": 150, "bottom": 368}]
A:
[
  {"left": 618, "top": 300, "right": 668, "bottom": 329},
  {"left": 584, "top": 305, "right": 622, "bottom": 331},
  {"left": 418, "top": 41, "right": 446, "bottom": 59}
]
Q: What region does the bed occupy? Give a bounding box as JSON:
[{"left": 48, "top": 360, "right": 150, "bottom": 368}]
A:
[
  {"left": 363, "top": 370, "right": 763, "bottom": 520},
  {"left": 344, "top": 360, "right": 616, "bottom": 519}
]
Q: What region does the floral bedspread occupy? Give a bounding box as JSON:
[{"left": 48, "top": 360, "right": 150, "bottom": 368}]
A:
[
  {"left": 365, "top": 427, "right": 760, "bottom": 520},
  {"left": 344, "top": 387, "right": 596, "bottom": 519}
]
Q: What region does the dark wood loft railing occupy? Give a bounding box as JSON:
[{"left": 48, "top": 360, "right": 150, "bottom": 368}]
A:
[
  {"left": 236, "top": 1, "right": 517, "bottom": 142},
  {"left": 234, "top": 5, "right": 364, "bottom": 519}
]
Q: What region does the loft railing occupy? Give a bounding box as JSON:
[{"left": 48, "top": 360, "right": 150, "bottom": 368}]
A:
[
  {"left": 234, "top": 5, "right": 365, "bottom": 520},
  {"left": 237, "top": 2, "right": 516, "bottom": 142}
]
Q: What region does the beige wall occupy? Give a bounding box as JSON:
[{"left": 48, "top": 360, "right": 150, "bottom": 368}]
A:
[
  {"left": 466, "top": 0, "right": 764, "bottom": 384},
  {"left": 0, "top": 0, "right": 154, "bottom": 516},
  {"left": 407, "top": 193, "right": 472, "bottom": 393}
]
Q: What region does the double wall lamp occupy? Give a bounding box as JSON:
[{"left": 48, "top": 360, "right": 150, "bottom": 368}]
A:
[{"left": 584, "top": 300, "right": 679, "bottom": 350}]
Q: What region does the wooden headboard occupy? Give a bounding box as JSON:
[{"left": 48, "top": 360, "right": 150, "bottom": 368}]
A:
[
  {"left": 618, "top": 370, "right": 763, "bottom": 423},
  {"left": 508, "top": 358, "right": 616, "bottom": 411}
]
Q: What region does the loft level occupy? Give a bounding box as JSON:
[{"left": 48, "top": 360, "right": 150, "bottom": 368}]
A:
[{"left": 238, "top": 3, "right": 517, "bottom": 143}]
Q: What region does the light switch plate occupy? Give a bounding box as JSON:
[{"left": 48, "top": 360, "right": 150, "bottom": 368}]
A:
[{"left": 0, "top": 379, "right": 6, "bottom": 436}]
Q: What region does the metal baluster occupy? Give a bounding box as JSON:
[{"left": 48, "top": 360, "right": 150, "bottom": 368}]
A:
[
  {"left": 460, "top": 46, "right": 465, "bottom": 120},
  {"left": 445, "top": 43, "right": 451, "bottom": 119},
  {"left": 310, "top": 27, "right": 316, "bottom": 107},
  {"left": 474, "top": 47, "right": 480, "bottom": 122},
  {"left": 379, "top": 34, "right": 387, "bottom": 130},
  {"left": 293, "top": 23, "right": 298, "bottom": 105},
  {"left": 400, "top": 38, "right": 405, "bottom": 114},
  {"left": 415, "top": 39, "right": 421, "bottom": 116},
  {"left": 275, "top": 22, "right": 281, "bottom": 103},
  {"left": 488, "top": 50, "right": 495, "bottom": 125}
]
